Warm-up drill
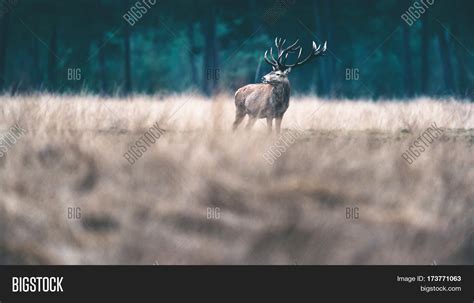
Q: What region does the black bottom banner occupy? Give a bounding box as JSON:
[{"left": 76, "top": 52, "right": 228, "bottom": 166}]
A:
[{"left": 0, "top": 266, "right": 473, "bottom": 302}]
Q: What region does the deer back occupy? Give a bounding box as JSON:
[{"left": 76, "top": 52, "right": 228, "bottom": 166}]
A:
[{"left": 235, "top": 84, "right": 272, "bottom": 113}]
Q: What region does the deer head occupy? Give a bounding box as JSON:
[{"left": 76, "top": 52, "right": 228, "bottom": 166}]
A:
[{"left": 262, "top": 37, "right": 327, "bottom": 84}]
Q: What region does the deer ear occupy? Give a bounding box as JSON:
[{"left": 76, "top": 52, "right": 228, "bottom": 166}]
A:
[{"left": 284, "top": 68, "right": 291, "bottom": 75}]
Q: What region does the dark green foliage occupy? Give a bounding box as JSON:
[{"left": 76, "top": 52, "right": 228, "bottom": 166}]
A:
[{"left": 0, "top": 0, "right": 472, "bottom": 99}]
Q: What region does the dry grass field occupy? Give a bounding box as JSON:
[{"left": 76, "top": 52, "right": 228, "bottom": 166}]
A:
[{"left": 0, "top": 94, "right": 473, "bottom": 264}]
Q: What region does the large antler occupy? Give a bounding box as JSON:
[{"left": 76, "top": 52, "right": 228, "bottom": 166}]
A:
[
  {"left": 264, "top": 37, "right": 327, "bottom": 71},
  {"left": 284, "top": 40, "right": 327, "bottom": 69}
]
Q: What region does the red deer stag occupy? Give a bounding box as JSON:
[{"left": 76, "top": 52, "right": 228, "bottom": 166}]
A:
[{"left": 233, "top": 38, "right": 327, "bottom": 133}]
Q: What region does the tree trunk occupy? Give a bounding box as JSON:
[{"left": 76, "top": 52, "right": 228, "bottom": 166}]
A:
[
  {"left": 123, "top": 24, "right": 132, "bottom": 95},
  {"left": 98, "top": 37, "right": 108, "bottom": 94},
  {"left": 31, "top": 36, "right": 40, "bottom": 90},
  {"left": 48, "top": 22, "right": 58, "bottom": 91},
  {"left": 323, "top": 0, "right": 335, "bottom": 96},
  {"left": 202, "top": 6, "right": 219, "bottom": 96},
  {"left": 420, "top": 18, "right": 430, "bottom": 95},
  {"left": 187, "top": 23, "right": 198, "bottom": 88},
  {"left": 313, "top": 0, "right": 326, "bottom": 96},
  {"left": 0, "top": 5, "right": 10, "bottom": 90},
  {"left": 403, "top": 26, "right": 414, "bottom": 98},
  {"left": 254, "top": 56, "right": 263, "bottom": 83},
  {"left": 436, "top": 27, "right": 455, "bottom": 94},
  {"left": 96, "top": 0, "right": 108, "bottom": 94},
  {"left": 452, "top": 0, "right": 469, "bottom": 98},
  {"left": 249, "top": 0, "right": 259, "bottom": 32}
]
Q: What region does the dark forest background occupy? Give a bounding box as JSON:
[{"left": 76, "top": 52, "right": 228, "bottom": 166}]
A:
[{"left": 0, "top": 0, "right": 472, "bottom": 99}]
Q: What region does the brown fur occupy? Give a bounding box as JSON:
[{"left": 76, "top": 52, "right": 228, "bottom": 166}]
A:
[
  {"left": 233, "top": 38, "right": 327, "bottom": 133},
  {"left": 233, "top": 73, "right": 290, "bottom": 133}
]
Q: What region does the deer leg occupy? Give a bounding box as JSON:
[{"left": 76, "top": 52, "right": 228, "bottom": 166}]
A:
[
  {"left": 275, "top": 117, "right": 282, "bottom": 134},
  {"left": 245, "top": 116, "right": 257, "bottom": 130},
  {"left": 232, "top": 111, "right": 246, "bottom": 131},
  {"left": 266, "top": 117, "right": 273, "bottom": 133}
]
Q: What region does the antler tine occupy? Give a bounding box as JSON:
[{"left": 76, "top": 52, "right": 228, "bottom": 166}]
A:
[
  {"left": 281, "top": 46, "right": 302, "bottom": 65},
  {"left": 265, "top": 38, "right": 326, "bottom": 71},
  {"left": 275, "top": 37, "right": 285, "bottom": 46},
  {"left": 295, "top": 47, "right": 303, "bottom": 61},
  {"left": 277, "top": 39, "right": 300, "bottom": 65},
  {"left": 280, "top": 39, "right": 299, "bottom": 56},
  {"left": 286, "top": 40, "right": 327, "bottom": 68},
  {"left": 274, "top": 37, "right": 281, "bottom": 48},
  {"left": 270, "top": 47, "right": 278, "bottom": 63},
  {"left": 291, "top": 45, "right": 302, "bottom": 52},
  {"left": 286, "top": 39, "right": 299, "bottom": 51},
  {"left": 264, "top": 47, "right": 279, "bottom": 70},
  {"left": 264, "top": 50, "right": 273, "bottom": 65},
  {"left": 275, "top": 38, "right": 287, "bottom": 58},
  {"left": 277, "top": 38, "right": 286, "bottom": 47},
  {"left": 280, "top": 39, "right": 286, "bottom": 53},
  {"left": 315, "top": 41, "right": 327, "bottom": 55}
]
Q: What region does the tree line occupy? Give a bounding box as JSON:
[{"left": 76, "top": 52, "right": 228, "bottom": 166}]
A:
[{"left": 0, "top": 0, "right": 472, "bottom": 100}]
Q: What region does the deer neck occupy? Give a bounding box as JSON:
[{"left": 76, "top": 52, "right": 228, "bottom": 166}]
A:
[{"left": 271, "top": 81, "right": 290, "bottom": 104}]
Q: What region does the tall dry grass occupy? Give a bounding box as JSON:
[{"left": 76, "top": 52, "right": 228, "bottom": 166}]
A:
[{"left": 0, "top": 94, "right": 472, "bottom": 264}]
